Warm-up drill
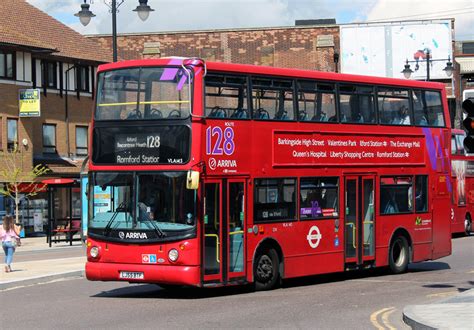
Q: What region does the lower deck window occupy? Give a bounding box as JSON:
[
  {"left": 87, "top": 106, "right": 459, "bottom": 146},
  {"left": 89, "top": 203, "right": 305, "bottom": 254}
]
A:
[
  {"left": 300, "top": 177, "right": 339, "bottom": 219},
  {"left": 380, "top": 175, "right": 428, "bottom": 215},
  {"left": 254, "top": 178, "right": 296, "bottom": 222}
]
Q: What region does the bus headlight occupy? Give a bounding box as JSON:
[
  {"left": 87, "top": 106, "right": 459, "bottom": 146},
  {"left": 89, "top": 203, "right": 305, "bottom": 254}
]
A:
[
  {"left": 90, "top": 246, "right": 100, "bottom": 258},
  {"left": 168, "top": 248, "right": 179, "bottom": 262}
]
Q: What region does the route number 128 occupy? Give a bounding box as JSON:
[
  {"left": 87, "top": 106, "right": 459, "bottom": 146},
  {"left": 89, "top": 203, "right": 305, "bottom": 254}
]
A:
[{"left": 206, "top": 126, "right": 235, "bottom": 155}]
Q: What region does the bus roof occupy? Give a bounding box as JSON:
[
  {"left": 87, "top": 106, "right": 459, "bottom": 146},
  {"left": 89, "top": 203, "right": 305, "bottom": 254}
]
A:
[{"left": 98, "top": 57, "right": 446, "bottom": 91}]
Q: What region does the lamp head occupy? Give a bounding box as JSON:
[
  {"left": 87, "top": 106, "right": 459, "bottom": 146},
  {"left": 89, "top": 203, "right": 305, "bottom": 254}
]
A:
[
  {"left": 443, "top": 57, "right": 454, "bottom": 77},
  {"left": 75, "top": 1, "right": 96, "bottom": 26},
  {"left": 133, "top": 0, "right": 155, "bottom": 21},
  {"left": 402, "top": 59, "right": 413, "bottom": 79}
]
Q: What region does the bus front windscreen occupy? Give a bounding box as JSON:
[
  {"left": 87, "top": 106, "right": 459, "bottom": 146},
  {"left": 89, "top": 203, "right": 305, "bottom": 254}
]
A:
[
  {"left": 89, "top": 172, "right": 196, "bottom": 241},
  {"left": 95, "top": 67, "right": 192, "bottom": 120}
]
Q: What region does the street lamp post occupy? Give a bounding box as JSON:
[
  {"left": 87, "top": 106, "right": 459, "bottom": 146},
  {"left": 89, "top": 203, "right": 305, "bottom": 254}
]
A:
[
  {"left": 401, "top": 49, "right": 454, "bottom": 81},
  {"left": 75, "top": 0, "right": 154, "bottom": 62}
]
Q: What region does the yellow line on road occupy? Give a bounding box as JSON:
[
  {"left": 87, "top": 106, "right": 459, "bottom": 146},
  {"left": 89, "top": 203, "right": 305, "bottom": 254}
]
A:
[
  {"left": 468, "top": 270, "right": 474, "bottom": 274},
  {"left": 370, "top": 307, "right": 395, "bottom": 330},
  {"left": 426, "top": 291, "right": 458, "bottom": 298},
  {"left": 381, "top": 307, "right": 397, "bottom": 330}
]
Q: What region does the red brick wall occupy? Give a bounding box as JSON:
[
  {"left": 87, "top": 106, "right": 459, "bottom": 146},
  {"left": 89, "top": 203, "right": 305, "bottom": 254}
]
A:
[
  {"left": 89, "top": 26, "right": 340, "bottom": 72},
  {"left": 0, "top": 83, "right": 92, "bottom": 175}
]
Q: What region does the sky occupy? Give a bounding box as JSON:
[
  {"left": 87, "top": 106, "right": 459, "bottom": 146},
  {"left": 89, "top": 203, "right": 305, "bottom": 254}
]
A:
[{"left": 28, "top": 0, "right": 473, "bottom": 41}]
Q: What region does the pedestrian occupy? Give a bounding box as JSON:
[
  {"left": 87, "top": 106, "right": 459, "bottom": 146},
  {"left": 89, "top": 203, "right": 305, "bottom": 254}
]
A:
[{"left": 0, "top": 215, "right": 20, "bottom": 272}]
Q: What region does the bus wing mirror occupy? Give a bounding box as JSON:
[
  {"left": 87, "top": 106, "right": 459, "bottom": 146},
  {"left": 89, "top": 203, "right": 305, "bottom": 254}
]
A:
[{"left": 186, "top": 170, "right": 200, "bottom": 190}]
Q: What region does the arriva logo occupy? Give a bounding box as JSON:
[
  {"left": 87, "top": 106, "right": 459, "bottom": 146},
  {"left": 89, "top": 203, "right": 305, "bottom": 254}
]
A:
[{"left": 119, "top": 232, "right": 148, "bottom": 239}]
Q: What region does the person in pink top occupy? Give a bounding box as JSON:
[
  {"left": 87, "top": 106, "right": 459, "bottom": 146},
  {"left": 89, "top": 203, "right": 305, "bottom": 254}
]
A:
[{"left": 1, "top": 215, "right": 20, "bottom": 272}]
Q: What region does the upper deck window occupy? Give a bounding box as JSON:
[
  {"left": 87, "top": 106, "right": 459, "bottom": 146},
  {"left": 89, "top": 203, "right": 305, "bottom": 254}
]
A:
[
  {"left": 412, "top": 90, "right": 445, "bottom": 127},
  {"left": 252, "top": 78, "right": 295, "bottom": 121},
  {"left": 205, "top": 74, "right": 249, "bottom": 119},
  {"left": 378, "top": 88, "right": 411, "bottom": 125},
  {"left": 95, "top": 66, "right": 192, "bottom": 121},
  {"left": 297, "top": 81, "right": 336, "bottom": 122},
  {"left": 339, "top": 85, "right": 375, "bottom": 124}
]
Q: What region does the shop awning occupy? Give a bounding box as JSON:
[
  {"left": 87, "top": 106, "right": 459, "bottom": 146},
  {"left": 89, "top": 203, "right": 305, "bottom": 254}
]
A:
[
  {"left": 42, "top": 178, "right": 75, "bottom": 185},
  {"left": 456, "top": 57, "right": 474, "bottom": 74},
  {"left": 16, "top": 182, "right": 47, "bottom": 193}
]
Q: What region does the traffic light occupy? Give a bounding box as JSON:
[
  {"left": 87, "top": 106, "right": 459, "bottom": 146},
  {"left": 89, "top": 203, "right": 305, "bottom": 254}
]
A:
[{"left": 463, "top": 98, "right": 474, "bottom": 153}]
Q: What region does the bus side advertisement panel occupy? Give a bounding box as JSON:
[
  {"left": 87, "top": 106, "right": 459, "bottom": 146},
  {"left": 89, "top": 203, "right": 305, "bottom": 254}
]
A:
[{"left": 273, "top": 132, "right": 425, "bottom": 166}]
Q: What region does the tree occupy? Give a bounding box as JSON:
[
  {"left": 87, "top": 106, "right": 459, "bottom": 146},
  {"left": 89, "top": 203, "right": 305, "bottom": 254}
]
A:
[{"left": 0, "top": 144, "right": 49, "bottom": 226}]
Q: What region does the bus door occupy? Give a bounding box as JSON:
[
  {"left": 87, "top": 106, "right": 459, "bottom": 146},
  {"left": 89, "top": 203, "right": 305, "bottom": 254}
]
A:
[
  {"left": 203, "top": 179, "right": 246, "bottom": 284},
  {"left": 344, "top": 175, "right": 375, "bottom": 266}
]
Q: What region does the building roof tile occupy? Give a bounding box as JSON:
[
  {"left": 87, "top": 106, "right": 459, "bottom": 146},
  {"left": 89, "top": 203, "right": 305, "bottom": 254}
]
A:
[{"left": 0, "top": 0, "right": 110, "bottom": 63}]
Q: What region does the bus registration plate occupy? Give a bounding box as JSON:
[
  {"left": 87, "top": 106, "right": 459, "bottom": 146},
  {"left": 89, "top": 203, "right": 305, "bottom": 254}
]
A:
[{"left": 119, "top": 271, "right": 144, "bottom": 279}]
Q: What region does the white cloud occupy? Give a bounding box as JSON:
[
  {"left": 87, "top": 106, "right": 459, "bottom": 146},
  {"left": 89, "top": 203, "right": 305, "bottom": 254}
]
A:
[
  {"left": 27, "top": 0, "right": 374, "bottom": 34},
  {"left": 27, "top": 0, "right": 472, "bottom": 40}
]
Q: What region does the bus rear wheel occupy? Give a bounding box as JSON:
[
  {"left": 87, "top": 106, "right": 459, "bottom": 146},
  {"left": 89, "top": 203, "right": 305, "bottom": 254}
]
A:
[
  {"left": 389, "top": 236, "right": 409, "bottom": 274},
  {"left": 254, "top": 248, "right": 279, "bottom": 291},
  {"left": 465, "top": 216, "right": 472, "bottom": 236}
]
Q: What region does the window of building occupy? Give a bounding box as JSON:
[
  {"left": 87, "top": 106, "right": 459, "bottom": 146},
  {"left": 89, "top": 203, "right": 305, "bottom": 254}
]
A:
[
  {"left": 252, "top": 78, "right": 295, "bottom": 121},
  {"left": 339, "top": 85, "right": 375, "bottom": 124},
  {"left": 254, "top": 178, "right": 296, "bottom": 222},
  {"left": 76, "top": 126, "right": 88, "bottom": 156},
  {"left": 205, "top": 74, "right": 249, "bottom": 119},
  {"left": 380, "top": 176, "right": 413, "bottom": 215},
  {"left": 377, "top": 88, "right": 411, "bottom": 125},
  {"left": 77, "top": 65, "right": 90, "bottom": 92},
  {"left": 43, "top": 61, "right": 57, "bottom": 89},
  {"left": 42, "top": 124, "right": 56, "bottom": 153},
  {"left": 300, "top": 177, "right": 339, "bottom": 219},
  {"left": 0, "top": 50, "right": 14, "bottom": 79},
  {"left": 297, "top": 81, "right": 336, "bottom": 122},
  {"left": 412, "top": 90, "right": 445, "bottom": 127},
  {"left": 7, "top": 118, "right": 18, "bottom": 151}
]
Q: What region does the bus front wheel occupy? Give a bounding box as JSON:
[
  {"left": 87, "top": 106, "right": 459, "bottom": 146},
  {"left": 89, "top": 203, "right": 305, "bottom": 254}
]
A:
[
  {"left": 389, "top": 236, "right": 409, "bottom": 274},
  {"left": 254, "top": 248, "right": 279, "bottom": 291}
]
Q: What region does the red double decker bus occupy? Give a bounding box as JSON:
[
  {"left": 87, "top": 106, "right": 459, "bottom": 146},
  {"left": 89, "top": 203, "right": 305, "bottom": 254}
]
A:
[
  {"left": 451, "top": 129, "right": 474, "bottom": 235},
  {"left": 86, "top": 57, "right": 452, "bottom": 290}
]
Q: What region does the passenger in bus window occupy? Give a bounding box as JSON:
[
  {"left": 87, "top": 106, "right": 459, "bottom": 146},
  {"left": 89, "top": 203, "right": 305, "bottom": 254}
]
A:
[
  {"left": 381, "top": 190, "right": 399, "bottom": 214},
  {"left": 393, "top": 105, "right": 410, "bottom": 125}
]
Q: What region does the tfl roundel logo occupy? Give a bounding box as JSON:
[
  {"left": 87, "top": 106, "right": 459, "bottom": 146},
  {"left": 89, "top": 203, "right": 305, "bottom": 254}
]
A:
[
  {"left": 208, "top": 157, "right": 217, "bottom": 170},
  {"left": 306, "top": 226, "right": 322, "bottom": 249}
]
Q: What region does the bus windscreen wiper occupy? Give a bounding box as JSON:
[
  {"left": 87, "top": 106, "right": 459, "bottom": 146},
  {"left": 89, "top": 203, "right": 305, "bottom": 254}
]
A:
[
  {"left": 104, "top": 201, "right": 127, "bottom": 236},
  {"left": 137, "top": 203, "right": 166, "bottom": 237}
]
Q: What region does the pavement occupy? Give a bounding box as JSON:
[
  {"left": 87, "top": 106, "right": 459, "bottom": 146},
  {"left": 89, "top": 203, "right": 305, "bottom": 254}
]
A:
[
  {"left": 403, "top": 288, "right": 474, "bottom": 329},
  {"left": 1, "top": 237, "right": 473, "bottom": 329},
  {"left": 0, "top": 236, "right": 86, "bottom": 290}
]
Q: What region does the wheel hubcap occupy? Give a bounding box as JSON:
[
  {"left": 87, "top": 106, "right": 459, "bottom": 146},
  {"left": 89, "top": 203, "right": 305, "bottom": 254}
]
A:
[
  {"left": 256, "top": 255, "right": 273, "bottom": 281},
  {"left": 393, "top": 240, "right": 406, "bottom": 267}
]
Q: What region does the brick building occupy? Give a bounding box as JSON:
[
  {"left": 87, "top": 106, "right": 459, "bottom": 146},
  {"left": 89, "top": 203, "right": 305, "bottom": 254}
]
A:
[
  {"left": 89, "top": 23, "right": 340, "bottom": 72},
  {"left": 0, "top": 0, "right": 108, "bottom": 234},
  {"left": 455, "top": 40, "right": 474, "bottom": 106}
]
